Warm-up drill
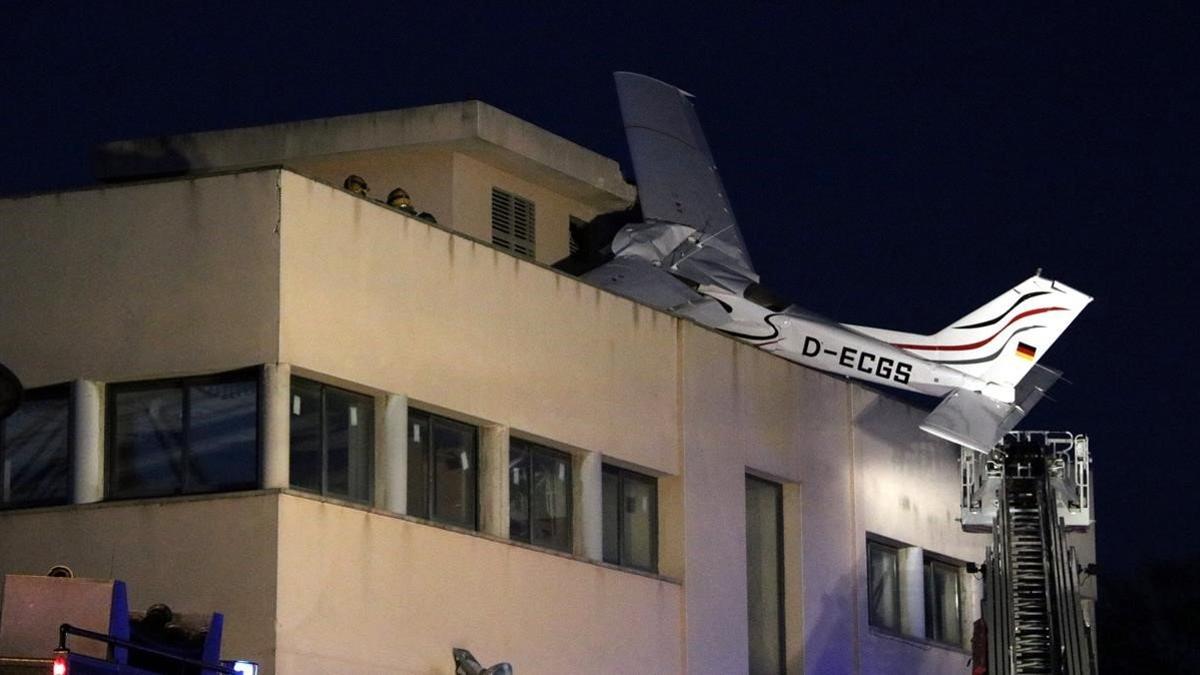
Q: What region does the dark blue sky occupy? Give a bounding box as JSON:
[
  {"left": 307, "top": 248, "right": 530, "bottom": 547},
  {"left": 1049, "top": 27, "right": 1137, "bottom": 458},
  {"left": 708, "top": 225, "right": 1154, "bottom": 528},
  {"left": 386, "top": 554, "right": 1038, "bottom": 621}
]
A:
[{"left": 3, "top": 3, "right": 1197, "bottom": 577}]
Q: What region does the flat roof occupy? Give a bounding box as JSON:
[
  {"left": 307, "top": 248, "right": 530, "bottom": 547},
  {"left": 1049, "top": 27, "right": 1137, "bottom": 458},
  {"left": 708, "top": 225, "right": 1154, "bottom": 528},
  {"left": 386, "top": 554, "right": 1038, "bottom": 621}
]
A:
[{"left": 93, "top": 100, "right": 636, "bottom": 212}]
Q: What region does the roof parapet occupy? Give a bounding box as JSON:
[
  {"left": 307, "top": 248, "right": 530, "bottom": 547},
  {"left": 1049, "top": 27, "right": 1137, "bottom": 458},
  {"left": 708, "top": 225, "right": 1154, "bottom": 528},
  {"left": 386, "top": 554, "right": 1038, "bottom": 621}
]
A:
[{"left": 93, "top": 100, "right": 635, "bottom": 211}]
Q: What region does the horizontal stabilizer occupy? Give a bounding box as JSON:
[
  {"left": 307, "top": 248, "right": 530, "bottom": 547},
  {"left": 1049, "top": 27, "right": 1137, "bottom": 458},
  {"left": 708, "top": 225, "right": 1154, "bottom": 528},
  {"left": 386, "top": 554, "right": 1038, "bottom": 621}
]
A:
[{"left": 920, "top": 365, "right": 1062, "bottom": 452}]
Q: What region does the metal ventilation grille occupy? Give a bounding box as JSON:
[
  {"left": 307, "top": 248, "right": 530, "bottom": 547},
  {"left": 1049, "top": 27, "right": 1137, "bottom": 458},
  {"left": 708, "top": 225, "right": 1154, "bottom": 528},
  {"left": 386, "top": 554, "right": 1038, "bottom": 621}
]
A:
[{"left": 491, "top": 188, "right": 536, "bottom": 259}]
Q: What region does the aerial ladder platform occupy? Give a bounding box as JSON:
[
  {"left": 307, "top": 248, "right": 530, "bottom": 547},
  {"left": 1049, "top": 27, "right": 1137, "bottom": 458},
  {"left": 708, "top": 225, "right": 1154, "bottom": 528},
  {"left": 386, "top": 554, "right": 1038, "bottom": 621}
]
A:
[{"left": 960, "top": 431, "right": 1098, "bottom": 674}]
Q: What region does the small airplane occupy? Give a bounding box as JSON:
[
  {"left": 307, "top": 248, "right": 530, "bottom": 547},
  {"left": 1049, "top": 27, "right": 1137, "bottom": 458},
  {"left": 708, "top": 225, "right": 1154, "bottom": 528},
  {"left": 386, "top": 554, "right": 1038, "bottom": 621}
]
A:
[{"left": 556, "top": 72, "right": 1092, "bottom": 453}]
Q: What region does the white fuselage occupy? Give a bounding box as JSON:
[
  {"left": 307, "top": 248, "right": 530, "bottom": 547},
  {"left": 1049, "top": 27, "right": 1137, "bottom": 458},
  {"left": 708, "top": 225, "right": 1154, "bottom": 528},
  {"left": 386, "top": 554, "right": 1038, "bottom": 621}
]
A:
[{"left": 700, "top": 286, "right": 1009, "bottom": 402}]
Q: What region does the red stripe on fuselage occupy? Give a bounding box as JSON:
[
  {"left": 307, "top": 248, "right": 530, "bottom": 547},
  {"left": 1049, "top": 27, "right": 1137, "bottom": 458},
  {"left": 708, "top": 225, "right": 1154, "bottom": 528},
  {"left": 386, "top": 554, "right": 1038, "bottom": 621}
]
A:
[{"left": 891, "top": 307, "right": 1067, "bottom": 352}]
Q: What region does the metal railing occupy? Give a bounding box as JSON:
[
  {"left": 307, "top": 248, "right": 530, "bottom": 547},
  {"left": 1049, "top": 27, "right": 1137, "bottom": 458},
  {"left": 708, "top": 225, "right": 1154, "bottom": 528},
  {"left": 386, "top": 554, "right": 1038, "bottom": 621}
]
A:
[{"left": 57, "top": 624, "right": 237, "bottom": 675}]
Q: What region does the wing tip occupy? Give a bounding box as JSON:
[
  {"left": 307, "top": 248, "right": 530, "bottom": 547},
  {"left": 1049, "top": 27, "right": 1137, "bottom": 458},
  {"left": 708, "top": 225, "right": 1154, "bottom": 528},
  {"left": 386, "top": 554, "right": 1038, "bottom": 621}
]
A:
[{"left": 613, "top": 71, "right": 695, "bottom": 98}]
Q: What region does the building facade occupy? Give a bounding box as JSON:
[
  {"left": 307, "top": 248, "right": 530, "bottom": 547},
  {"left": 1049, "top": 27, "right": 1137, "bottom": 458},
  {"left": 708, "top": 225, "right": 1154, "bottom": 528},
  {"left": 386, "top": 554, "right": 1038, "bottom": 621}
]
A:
[{"left": 0, "top": 102, "right": 1095, "bottom": 674}]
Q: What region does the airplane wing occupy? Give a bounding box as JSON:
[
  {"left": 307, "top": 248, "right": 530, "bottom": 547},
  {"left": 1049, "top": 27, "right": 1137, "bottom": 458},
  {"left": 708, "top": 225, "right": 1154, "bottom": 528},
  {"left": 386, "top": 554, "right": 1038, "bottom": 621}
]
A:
[
  {"left": 919, "top": 365, "right": 1061, "bottom": 452},
  {"left": 613, "top": 72, "right": 756, "bottom": 275}
]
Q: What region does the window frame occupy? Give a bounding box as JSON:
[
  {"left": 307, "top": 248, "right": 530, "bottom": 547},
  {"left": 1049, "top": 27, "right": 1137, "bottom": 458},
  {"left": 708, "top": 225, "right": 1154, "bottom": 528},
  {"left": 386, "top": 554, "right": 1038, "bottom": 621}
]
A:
[
  {"left": 105, "top": 368, "right": 261, "bottom": 500},
  {"left": 289, "top": 376, "right": 375, "bottom": 505},
  {"left": 0, "top": 383, "right": 73, "bottom": 509},
  {"left": 923, "top": 553, "right": 966, "bottom": 646},
  {"left": 407, "top": 408, "right": 479, "bottom": 530},
  {"left": 508, "top": 437, "right": 573, "bottom": 552},
  {"left": 601, "top": 463, "right": 659, "bottom": 573},
  {"left": 866, "top": 537, "right": 903, "bottom": 633},
  {"left": 745, "top": 474, "right": 786, "bottom": 675}
]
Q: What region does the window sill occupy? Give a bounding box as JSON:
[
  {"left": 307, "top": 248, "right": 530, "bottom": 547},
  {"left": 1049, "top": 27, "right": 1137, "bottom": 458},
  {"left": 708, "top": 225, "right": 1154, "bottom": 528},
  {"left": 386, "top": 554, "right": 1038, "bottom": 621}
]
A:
[
  {"left": 2, "top": 489, "right": 683, "bottom": 587},
  {"left": 868, "top": 626, "right": 969, "bottom": 655},
  {"left": 279, "top": 488, "right": 682, "bottom": 585},
  {"left": 0, "top": 487, "right": 277, "bottom": 515}
]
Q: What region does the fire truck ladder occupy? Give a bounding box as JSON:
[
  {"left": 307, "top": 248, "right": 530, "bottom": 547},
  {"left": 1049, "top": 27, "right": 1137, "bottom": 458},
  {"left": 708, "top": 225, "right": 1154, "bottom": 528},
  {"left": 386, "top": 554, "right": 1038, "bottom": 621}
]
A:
[{"left": 969, "top": 434, "right": 1097, "bottom": 675}]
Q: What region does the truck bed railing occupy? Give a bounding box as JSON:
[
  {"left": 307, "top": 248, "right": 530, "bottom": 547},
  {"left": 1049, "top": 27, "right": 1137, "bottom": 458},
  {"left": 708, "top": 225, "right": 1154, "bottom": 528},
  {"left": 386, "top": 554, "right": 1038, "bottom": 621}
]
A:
[{"left": 57, "top": 624, "right": 237, "bottom": 675}]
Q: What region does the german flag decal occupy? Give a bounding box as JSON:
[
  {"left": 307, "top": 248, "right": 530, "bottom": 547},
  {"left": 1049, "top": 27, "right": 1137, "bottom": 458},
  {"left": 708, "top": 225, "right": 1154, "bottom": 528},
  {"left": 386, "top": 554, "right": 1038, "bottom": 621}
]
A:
[{"left": 1016, "top": 342, "right": 1037, "bottom": 361}]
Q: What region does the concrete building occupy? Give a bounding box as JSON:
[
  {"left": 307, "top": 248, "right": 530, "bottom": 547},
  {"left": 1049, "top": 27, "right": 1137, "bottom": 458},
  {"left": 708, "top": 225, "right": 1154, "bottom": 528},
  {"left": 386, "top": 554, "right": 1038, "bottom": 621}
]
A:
[{"left": 0, "top": 101, "right": 1095, "bottom": 674}]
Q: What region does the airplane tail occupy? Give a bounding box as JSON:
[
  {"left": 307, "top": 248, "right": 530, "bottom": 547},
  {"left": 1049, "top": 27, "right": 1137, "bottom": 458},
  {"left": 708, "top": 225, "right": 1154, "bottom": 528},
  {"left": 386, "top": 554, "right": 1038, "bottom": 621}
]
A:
[
  {"left": 851, "top": 274, "right": 1092, "bottom": 387},
  {"left": 919, "top": 274, "right": 1093, "bottom": 386}
]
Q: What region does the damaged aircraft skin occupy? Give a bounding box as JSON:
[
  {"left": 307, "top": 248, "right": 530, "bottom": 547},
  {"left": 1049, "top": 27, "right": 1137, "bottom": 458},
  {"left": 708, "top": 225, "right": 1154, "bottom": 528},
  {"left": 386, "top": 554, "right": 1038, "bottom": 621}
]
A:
[{"left": 557, "top": 72, "right": 1092, "bottom": 453}]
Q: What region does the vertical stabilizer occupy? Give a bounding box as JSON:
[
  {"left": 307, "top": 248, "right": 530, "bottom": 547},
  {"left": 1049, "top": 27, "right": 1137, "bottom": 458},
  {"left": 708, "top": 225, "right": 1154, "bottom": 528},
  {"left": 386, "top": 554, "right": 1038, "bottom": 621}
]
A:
[
  {"left": 852, "top": 275, "right": 1092, "bottom": 386},
  {"left": 926, "top": 275, "right": 1092, "bottom": 385}
]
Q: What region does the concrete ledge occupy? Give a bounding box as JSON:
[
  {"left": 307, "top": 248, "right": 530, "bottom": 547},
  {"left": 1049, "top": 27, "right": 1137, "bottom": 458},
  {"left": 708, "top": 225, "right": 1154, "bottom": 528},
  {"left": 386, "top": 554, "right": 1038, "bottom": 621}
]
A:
[{"left": 93, "top": 101, "right": 635, "bottom": 211}]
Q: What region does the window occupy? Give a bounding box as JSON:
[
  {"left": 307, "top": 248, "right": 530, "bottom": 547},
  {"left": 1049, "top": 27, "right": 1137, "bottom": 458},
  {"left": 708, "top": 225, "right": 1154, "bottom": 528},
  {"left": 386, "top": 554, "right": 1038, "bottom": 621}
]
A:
[
  {"left": 1, "top": 385, "right": 70, "bottom": 508},
  {"left": 925, "top": 557, "right": 964, "bottom": 645},
  {"left": 867, "top": 540, "right": 901, "bottom": 632},
  {"left": 602, "top": 464, "right": 657, "bottom": 572},
  {"left": 746, "top": 475, "right": 785, "bottom": 675},
  {"left": 408, "top": 409, "right": 477, "bottom": 529},
  {"left": 108, "top": 370, "right": 258, "bottom": 499},
  {"left": 491, "top": 188, "right": 536, "bottom": 258},
  {"left": 509, "top": 439, "right": 571, "bottom": 552},
  {"left": 290, "top": 377, "right": 374, "bottom": 504}
]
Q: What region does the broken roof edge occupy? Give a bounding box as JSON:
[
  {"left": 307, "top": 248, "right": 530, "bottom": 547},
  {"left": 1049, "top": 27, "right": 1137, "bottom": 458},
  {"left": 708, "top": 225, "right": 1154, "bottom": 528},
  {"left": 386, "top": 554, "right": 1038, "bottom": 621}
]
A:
[{"left": 92, "top": 100, "right": 637, "bottom": 209}]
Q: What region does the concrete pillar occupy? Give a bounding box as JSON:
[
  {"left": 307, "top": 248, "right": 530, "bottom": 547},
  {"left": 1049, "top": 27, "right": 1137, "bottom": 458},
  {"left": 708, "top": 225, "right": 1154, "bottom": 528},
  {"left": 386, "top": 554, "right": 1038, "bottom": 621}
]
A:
[
  {"left": 479, "top": 424, "right": 509, "bottom": 538},
  {"left": 898, "top": 546, "right": 926, "bottom": 637},
  {"left": 574, "top": 451, "right": 603, "bottom": 561},
  {"left": 71, "top": 379, "right": 103, "bottom": 504},
  {"left": 261, "top": 363, "right": 291, "bottom": 490},
  {"left": 381, "top": 394, "right": 408, "bottom": 514},
  {"left": 655, "top": 472, "right": 683, "bottom": 577}
]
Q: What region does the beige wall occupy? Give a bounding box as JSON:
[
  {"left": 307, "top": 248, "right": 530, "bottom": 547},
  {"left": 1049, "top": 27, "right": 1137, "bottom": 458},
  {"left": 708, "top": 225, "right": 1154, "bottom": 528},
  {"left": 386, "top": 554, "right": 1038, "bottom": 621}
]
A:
[
  {"left": 0, "top": 171, "right": 281, "bottom": 386},
  {"left": 852, "top": 387, "right": 990, "bottom": 672},
  {"left": 676, "top": 323, "right": 1007, "bottom": 674},
  {"left": 274, "top": 493, "right": 682, "bottom": 675},
  {"left": 854, "top": 387, "right": 986, "bottom": 562},
  {"left": 678, "top": 326, "right": 801, "bottom": 674},
  {"left": 0, "top": 493, "right": 279, "bottom": 671},
  {"left": 288, "top": 148, "right": 455, "bottom": 229},
  {"left": 277, "top": 170, "right": 677, "bottom": 475},
  {"left": 450, "top": 152, "right": 600, "bottom": 265},
  {"left": 679, "top": 323, "right": 864, "bottom": 675},
  {"left": 285, "top": 147, "right": 608, "bottom": 266}
]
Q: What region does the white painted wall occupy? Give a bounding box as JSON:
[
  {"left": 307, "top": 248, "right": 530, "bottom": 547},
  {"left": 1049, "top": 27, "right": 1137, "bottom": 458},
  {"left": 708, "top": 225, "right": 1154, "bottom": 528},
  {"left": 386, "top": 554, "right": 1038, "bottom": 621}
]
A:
[
  {"left": 274, "top": 494, "right": 682, "bottom": 674},
  {"left": 0, "top": 171, "right": 281, "bottom": 386},
  {"left": 277, "top": 170, "right": 678, "bottom": 476}
]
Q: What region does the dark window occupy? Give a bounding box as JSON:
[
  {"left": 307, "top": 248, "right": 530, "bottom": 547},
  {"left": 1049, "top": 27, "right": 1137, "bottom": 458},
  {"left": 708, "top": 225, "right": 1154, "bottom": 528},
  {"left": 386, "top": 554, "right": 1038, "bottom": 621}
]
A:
[
  {"left": 602, "top": 464, "right": 657, "bottom": 572},
  {"left": 746, "top": 475, "right": 785, "bottom": 674},
  {"left": 491, "top": 188, "right": 536, "bottom": 258},
  {"left": 108, "top": 370, "right": 258, "bottom": 499},
  {"left": 1, "top": 384, "right": 71, "bottom": 508},
  {"left": 925, "top": 557, "right": 964, "bottom": 645},
  {"left": 289, "top": 377, "right": 373, "bottom": 504},
  {"left": 868, "top": 540, "right": 901, "bottom": 632},
  {"left": 408, "top": 409, "right": 477, "bottom": 529},
  {"left": 568, "top": 216, "right": 586, "bottom": 255},
  {"left": 509, "top": 439, "right": 571, "bottom": 552}
]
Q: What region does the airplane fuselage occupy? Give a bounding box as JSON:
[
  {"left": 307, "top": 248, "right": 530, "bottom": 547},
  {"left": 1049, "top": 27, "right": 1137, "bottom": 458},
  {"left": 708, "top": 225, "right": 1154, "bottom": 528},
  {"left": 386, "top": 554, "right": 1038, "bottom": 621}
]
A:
[{"left": 699, "top": 286, "right": 1009, "bottom": 402}]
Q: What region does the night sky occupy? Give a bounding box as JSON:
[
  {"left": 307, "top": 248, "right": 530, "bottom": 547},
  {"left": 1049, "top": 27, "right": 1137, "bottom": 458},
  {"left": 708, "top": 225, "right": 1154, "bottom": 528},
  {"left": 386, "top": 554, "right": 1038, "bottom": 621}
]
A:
[{"left": 3, "top": 0, "right": 1197, "bottom": 639}]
